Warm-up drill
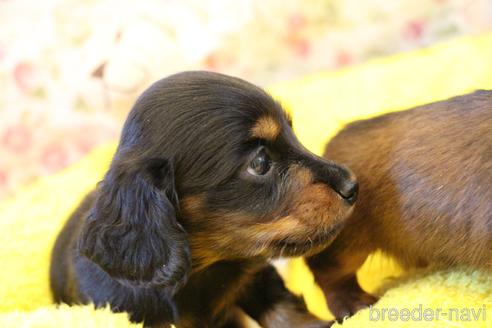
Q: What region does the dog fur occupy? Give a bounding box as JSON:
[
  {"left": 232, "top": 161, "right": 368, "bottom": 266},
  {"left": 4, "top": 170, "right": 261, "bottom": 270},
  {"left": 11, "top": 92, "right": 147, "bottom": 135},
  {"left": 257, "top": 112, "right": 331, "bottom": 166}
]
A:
[
  {"left": 307, "top": 90, "right": 492, "bottom": 321},
  {"left": 50, "top": 71, "right": 359, "bottom": 327}
]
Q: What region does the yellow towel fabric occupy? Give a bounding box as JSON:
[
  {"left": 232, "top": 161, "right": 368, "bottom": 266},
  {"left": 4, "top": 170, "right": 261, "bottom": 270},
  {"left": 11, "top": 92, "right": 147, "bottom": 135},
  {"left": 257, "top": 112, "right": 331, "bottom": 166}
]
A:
[{"left": 1, "top": 32, "right": 492, "bottom": 327}]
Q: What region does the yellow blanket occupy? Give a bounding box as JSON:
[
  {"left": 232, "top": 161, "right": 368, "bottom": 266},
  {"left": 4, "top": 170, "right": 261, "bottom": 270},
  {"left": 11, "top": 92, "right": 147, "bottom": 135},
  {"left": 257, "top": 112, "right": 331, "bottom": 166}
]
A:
[{"left": 1, "top": 33, "right": 492, "bottom": 327}]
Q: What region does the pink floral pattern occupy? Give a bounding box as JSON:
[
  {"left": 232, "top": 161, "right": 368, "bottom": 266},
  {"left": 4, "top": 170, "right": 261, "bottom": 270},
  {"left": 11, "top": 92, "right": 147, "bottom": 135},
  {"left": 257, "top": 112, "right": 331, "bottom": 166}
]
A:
[{"left": 0, "top": 0, "right": 491, "bottom": 200}]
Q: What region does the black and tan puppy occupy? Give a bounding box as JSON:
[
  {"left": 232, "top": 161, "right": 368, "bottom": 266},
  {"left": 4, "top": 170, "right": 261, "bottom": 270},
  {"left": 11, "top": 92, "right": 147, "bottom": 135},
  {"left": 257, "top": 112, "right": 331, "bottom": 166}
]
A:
[
  {"left": 50, "top": 71, "right": 359, "bottom": 327},
  {"left": 307, "top": 90, "right": 492, "bottom": 321}
]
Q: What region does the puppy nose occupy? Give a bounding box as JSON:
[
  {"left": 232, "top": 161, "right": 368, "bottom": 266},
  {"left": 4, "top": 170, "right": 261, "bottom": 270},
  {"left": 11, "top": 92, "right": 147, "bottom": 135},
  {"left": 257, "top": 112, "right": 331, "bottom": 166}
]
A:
[
  {"left": 305, "top": 157, "right": 358, "bottom": 205},
  {"left": 337, "top": 179, "right": 358, "bottom": 205}
]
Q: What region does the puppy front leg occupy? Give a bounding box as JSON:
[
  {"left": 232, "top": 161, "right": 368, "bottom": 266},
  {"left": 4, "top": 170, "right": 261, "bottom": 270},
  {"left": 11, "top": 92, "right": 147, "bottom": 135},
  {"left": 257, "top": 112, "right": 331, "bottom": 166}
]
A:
[
  {"left": 306, "top": 225, "right": 377, "bottom": 322},
  {"left": 237, "top": 265, "right": 333, "bottom": 328}
]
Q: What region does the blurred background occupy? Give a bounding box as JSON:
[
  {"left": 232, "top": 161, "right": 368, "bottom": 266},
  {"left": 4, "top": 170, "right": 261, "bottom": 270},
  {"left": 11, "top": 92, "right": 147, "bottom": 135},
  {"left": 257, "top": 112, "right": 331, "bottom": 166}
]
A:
[{"left": 0, "top": 0, "right": 491, "bottom": 200}]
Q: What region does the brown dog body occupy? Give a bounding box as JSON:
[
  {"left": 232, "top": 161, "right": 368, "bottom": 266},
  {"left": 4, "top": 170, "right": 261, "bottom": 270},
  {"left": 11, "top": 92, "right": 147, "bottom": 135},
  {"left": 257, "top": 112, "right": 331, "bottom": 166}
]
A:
[{"left": 307, "top": 90, "right": 492, "bottom": 320}]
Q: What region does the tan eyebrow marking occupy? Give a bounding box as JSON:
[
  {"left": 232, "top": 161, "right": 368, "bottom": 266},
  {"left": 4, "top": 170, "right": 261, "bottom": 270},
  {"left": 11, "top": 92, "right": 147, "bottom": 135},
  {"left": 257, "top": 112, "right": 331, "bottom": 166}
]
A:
[{"left": 250, "top": 116, "right": 281, "bottom": 140}]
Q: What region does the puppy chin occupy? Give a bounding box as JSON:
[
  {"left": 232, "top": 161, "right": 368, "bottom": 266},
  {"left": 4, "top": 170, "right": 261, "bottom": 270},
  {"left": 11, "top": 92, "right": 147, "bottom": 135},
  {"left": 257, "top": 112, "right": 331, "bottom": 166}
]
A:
[{"left": 268, "top": 220, "right": 347, "bottom": 258}]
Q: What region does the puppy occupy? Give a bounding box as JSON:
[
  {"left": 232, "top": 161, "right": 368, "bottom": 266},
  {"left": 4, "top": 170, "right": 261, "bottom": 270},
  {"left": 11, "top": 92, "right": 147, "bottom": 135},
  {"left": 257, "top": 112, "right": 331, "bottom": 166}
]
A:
[
  {"left": 307, "top": 90, "right": 492, "bottom": 321},
  {"left": 50, "top": 71, "right": 359, "bottom": 328}
]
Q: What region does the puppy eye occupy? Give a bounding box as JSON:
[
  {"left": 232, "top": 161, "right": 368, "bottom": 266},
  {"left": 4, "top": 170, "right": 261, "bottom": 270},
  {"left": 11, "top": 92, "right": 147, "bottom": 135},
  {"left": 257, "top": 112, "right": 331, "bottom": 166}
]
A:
[{"left": 247, "top": 148, "right": 271, "bottom": 176}]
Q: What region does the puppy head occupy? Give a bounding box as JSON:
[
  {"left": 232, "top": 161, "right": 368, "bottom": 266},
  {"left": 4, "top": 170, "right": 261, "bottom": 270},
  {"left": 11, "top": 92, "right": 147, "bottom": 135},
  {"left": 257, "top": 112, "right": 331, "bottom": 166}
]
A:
[{"left": 78, "top": 71, "right": 357, "bottom": 285}]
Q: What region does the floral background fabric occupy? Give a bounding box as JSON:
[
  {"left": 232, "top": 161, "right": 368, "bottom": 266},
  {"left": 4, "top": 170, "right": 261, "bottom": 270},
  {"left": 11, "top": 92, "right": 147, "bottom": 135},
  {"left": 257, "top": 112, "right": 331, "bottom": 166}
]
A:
[{"left": 0, "top": 0, "right": 491, "bottom": 200}]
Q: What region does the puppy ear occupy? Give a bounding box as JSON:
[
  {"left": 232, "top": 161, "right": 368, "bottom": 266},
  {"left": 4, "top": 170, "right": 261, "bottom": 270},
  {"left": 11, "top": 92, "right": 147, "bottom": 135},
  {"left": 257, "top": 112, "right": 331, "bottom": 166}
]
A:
[{"left": 78, "top": 155, "right": 190, "bottom": 291}]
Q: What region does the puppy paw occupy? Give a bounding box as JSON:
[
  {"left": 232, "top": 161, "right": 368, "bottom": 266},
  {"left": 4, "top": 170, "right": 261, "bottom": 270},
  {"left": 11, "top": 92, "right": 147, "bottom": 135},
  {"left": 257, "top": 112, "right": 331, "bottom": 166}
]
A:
[{"left": 326, "top": 289, "right": 378, "bottom": 322}]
